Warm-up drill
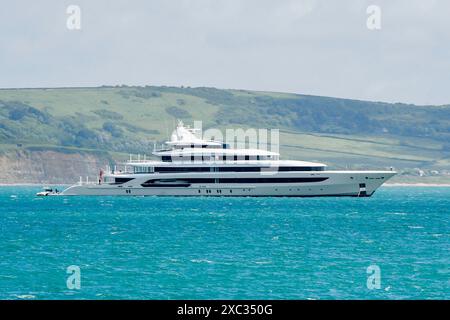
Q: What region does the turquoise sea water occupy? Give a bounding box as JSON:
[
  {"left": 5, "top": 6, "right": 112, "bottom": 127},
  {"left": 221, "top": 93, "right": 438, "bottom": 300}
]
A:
[{"left": 0, "top": 186, "right": 448, "bottom": 300}]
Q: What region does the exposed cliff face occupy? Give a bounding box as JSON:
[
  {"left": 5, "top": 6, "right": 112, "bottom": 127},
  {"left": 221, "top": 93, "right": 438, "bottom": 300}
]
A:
[{"left": 0, "top": 149, "right": 114, "bottom": 184}]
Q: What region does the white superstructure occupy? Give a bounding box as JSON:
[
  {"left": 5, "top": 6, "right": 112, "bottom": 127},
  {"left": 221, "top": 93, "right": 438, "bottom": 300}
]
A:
[{"left": 61, "top": 121, "right": 396, "bottom": 197}]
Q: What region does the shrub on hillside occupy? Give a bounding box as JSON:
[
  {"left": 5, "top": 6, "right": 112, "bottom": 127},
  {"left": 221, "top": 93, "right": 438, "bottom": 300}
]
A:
[
  {"left": 165, "top": 106, "right": 192, "bottom": 119},
  {"left": 102, "top": 121, "right": 124, "bottom": 138}
]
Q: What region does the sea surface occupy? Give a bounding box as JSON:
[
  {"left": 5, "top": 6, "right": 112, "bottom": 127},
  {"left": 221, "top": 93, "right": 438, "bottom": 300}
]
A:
[{"left": 0, "top": 186, "right": 448, "bottom": 300}]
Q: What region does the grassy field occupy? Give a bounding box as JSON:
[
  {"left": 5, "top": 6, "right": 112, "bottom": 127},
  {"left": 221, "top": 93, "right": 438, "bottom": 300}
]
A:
[{"left": 0, "top": 86, "right": 449, "bottom": 183}]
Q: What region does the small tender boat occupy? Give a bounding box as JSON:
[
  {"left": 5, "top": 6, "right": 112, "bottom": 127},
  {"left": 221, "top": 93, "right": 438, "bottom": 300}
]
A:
[{"left": 36, "top": 187, "right": 60, "bottom": 196}]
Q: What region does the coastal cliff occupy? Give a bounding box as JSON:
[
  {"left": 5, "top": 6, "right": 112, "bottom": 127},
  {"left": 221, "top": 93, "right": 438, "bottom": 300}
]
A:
[{"left": 0, "top": 149, "right": 114, "bottom": 184}]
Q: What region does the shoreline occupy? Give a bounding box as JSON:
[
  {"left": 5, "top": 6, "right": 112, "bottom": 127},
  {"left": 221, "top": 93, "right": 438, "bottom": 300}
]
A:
[{"left": 384, "top": 183, "right": 450, "bottom": 187}]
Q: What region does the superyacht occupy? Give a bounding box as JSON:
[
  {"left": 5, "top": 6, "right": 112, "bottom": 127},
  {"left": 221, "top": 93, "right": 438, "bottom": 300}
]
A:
[{"left": 61, "top": 122, "right": 396, "bottom": 197}]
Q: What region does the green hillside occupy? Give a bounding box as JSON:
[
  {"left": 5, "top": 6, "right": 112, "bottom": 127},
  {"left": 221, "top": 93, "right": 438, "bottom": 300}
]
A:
[{"left": 1, "top": 86, "right": 449, "bottom": 183}]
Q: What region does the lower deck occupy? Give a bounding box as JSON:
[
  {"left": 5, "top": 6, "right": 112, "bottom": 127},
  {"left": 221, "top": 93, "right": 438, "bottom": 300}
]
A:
[{"left": 61, "top": 170, "right": 396, "bottom": 197}]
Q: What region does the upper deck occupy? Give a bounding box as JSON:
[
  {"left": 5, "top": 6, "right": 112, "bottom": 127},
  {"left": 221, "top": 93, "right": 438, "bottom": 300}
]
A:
[
  {"left": 112, "top": 121, "right": 327, "bottom": 174},
  {"left": 152, "top": 121, "right": 281, "bottom": 160}
]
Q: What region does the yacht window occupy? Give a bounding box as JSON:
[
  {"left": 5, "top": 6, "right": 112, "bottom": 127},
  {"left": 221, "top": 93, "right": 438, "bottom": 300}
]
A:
[
  {"left": 245, "top": 155, "right": 250, "bottom": 161},
  {"left": 277, "top": 166, "right": 325, "bottom": 172},
  {"left": 218, "top": 167, "right": 260, "bottom": 172},
  {"left": 133, "top": 166, "right": 152, "bottom": 173},
  {"left": 162, "top": 156, "right": 172, "bottom": 162},
  {"left": 155, "top": 167, "right": 211, "bottom": 173},
  {"left": 113, "top": 177, "right": 134, "bottom": 184}
]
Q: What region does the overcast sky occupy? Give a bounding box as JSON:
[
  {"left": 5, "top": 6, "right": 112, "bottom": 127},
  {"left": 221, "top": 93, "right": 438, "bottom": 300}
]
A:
[{"left": 1, "top": 0, "right": 449, "bottom": 105}]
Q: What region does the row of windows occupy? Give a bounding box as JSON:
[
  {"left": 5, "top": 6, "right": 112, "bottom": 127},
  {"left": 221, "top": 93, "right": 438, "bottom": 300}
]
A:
[
  {"left": 134, "top": 166, "right": 325, "bottom": 174},
  {"left": 141, "top": 177, "right": 328, "bottom": 187},
  {"left": 161, "top": 155, "right": 276, "bottom": 162},
  {"left": 175, "top": 144, "right": 229, "bottom": 149}
]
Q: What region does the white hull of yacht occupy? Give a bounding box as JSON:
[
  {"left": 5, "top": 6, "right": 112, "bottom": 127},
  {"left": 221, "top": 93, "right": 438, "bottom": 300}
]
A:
[{"left": 61, "top": 171, "right": 395, "bottom": 197}]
